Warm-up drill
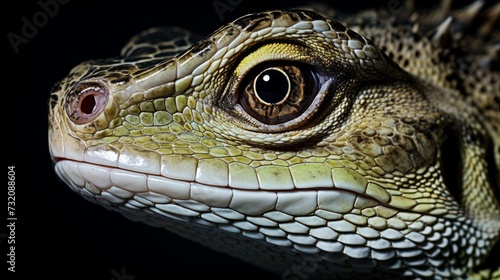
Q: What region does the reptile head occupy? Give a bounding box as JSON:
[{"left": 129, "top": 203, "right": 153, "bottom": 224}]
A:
[{"left": 48, "top": 6, "right": 500, "bottom": 279}]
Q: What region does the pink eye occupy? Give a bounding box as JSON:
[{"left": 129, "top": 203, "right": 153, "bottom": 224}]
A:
[{"left": 65, "top": 82, "right": 108, "bottom": 125}]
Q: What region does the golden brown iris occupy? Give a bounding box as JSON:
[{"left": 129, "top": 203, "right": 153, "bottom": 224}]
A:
[{"left": 239, "top": 63, "right": 317, "bottom": 125}]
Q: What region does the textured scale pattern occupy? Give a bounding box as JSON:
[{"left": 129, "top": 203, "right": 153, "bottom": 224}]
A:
[{"left": 48, "top": 2, "right": 499, "bottom": 279}]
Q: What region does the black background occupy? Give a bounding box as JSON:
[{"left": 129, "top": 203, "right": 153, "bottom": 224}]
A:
[{"left": 4, "top": 0, "right": 495, "bottom": 279}]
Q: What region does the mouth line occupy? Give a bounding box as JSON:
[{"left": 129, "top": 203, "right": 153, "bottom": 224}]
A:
[{"left": 53, "top": 157, "right": 428, "bottom": 216}]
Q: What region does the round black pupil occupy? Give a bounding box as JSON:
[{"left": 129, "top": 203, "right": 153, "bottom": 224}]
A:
[
  {"left": 81, "top": 94, "right": 96, "bottom": 114},
  {"left": 255, "top": 69, "right": 289, "bottom": 104}
]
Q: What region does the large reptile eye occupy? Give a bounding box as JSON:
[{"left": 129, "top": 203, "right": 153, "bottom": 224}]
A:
[
  {"left": 238, "top": 63, "right": 318, "bottom": 125},
  {"left": 65, "top": 82, "right": 109, "bottom": 125}
]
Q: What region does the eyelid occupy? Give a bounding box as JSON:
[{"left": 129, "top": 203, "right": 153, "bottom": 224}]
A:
[{"left": 234, "top": 42, "right": 314, "bottom": 78}]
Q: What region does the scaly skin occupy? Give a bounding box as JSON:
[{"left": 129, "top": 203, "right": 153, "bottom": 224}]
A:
[{"left": 48, "top": 3, "right": 500, "bottom": 279}]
